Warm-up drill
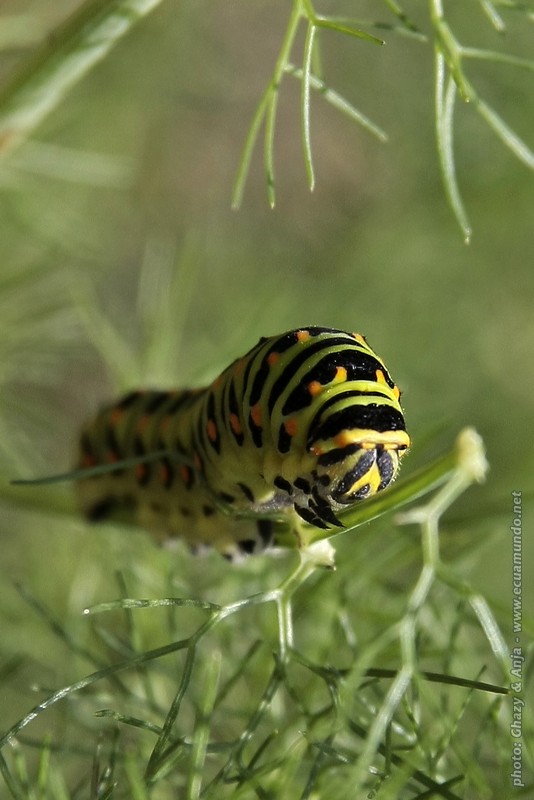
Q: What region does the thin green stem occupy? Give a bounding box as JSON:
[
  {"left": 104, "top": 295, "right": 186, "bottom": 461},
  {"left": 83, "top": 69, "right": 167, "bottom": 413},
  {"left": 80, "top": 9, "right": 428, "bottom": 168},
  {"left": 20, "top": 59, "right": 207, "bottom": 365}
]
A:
[
  {"left": 231, "top": 89, "right": 270, "bottom": 210},
  {"left": 430, "top": 0, "right": 534, "bottom": 238},
  {"left": 285, "top": 63, "right": 387, "bottom": 141},
  {"left": 434, "top": 49, "right": 472, "bottom": 243},
  {"left": 346, "top": 427, "right": 490, "bottom": 792},
  {"left": 0, "top": 634, "right": 195, "bottom": 749},
  {"left": 0, "top": 0, "right": 165, "bottom": 161},
  {"left": 301, "top": 21, "right": 316, "bottom": 191},
  {"left": 460, "top": 47, "right": 534, "bottom": 70},
  {"left": 264, "top": 0, "right": 303, "bottom": 208},
  {"left": 276, "top": 596, "right": 294, "bottom": 662},
  {"left": 477, "top": 0, "right": 506, "bottom": 31},
  {"left": 186, "top": 651, "right": 221, "bottom": 800},
  {"left": 430, "top": 0, "right": 472, "bottom": 99}
]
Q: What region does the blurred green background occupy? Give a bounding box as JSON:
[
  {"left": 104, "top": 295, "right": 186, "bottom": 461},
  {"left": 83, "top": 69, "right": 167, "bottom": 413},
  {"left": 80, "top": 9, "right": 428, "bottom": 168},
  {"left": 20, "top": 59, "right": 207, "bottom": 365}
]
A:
[{"left": 0, "top": 0, "right": 532, "bottom": 793}]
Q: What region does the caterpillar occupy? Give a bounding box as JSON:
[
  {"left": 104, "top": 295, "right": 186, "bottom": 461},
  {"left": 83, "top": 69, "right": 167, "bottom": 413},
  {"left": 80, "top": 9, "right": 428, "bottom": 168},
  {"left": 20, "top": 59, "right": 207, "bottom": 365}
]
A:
[{"left": 77, "top": 327, "right": 410, "bottom": 558}]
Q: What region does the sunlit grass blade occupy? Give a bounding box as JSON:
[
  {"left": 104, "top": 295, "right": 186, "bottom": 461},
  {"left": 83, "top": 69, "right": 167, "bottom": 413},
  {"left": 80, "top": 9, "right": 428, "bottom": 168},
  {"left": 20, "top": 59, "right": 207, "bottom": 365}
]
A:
[{"left": 0, "top": 0, "right": 165, "bottom": 161}]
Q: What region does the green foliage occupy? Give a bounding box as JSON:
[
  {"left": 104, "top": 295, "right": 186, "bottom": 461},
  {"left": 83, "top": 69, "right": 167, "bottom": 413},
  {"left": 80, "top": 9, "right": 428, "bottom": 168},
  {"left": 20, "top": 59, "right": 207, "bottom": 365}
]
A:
[
  {"left": 0, "top": 434, "right": 521, "bottom": 796},
  {"left": 0, "top": 1, "right": 533, "bottom": 797}
]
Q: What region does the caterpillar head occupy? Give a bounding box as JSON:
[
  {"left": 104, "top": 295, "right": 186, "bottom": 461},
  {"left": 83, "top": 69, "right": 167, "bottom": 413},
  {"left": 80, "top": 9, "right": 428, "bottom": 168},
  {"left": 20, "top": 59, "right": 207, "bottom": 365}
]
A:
[{"left": 292, "top": 409, "right": 410, "bottom": 529}]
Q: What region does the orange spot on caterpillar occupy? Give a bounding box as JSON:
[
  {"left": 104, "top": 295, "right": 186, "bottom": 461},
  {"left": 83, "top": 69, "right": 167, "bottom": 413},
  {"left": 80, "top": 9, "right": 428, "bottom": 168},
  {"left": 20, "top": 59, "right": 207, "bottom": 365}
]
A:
[
  {"left": 334, "top": 433, "right": 349, "bottom": 448},
  {"left": 230, "top": 413, "right": 242, "bottom": 435},
  {"left": 160, "top": 462, "right": 171, "bottom": 485},
  {"left": 308, "top": 380, "right": 323, "bottom": 396},
  {"left": 136, "top": 414, "right": 152, "bottom": 434},
  {"left": 296, "top": 330, "right": 311, "bottom": 343},
  {"left": 353, "top": 332, "right": 366, "bottom": 344},
  {"left": 109, "top": 407, "right": 124, "bottom": 426},
  {"left": 334, "top": 366, "right": 347, "bottom": 383},
  {"left": 80, "top": 454, "right": 97, "bottom": 468},
  {"left": 250, "top": 404, "right": 262, "bottom": 428},
  {"left": 267, "top": 352, "right": 280, "bottom": 366},
  {"left": 232, "top": 357, "right": 245, "bottom": 376},
  {"left": 284, "top": 417, "right": 298, "bottom": 437},
  {"left": 135, "top": 463, "right": 148, "bottom": 482},
  {"left": 207, "top": 419, "right": 218, "bottom": 442},
  {"left": 393, "top": 385, "right": 400, "bottom": 400},
  {"left": 179, "top": 465, "right": 191, "bottom": 485},
  {"left": 160, "top": 414, "right": 172, "bottom": 434}
]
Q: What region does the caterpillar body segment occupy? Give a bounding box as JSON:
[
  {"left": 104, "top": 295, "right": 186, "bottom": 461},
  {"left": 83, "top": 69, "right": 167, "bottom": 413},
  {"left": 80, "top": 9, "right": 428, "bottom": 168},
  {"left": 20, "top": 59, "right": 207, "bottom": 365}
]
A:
[{"left": 77, "top": 327, "right": 410, "bottom": 558}]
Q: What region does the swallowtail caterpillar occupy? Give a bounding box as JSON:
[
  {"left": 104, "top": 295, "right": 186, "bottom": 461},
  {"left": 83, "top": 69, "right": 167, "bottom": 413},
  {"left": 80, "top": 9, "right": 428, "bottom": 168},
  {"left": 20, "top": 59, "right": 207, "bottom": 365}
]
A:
[{"left": 77, "top": 327, "right": 410, "bottom": 558}]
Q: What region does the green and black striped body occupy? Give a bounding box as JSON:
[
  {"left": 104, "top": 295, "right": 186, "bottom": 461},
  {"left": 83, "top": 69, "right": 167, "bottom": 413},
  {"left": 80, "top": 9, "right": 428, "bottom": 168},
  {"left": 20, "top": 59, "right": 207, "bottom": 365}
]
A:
[{"left": 77, "top": 327, "right": 410, "bottom": 558}]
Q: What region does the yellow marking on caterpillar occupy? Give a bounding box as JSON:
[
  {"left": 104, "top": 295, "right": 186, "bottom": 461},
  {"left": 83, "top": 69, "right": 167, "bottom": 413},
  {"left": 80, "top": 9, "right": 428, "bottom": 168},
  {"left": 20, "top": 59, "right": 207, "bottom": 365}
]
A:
[
  {"left": 375, "top": 369, "right": 387, "bottom": 386},
  {"left": 75, "top": 328, "right": 410, "bottom": 556}
]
